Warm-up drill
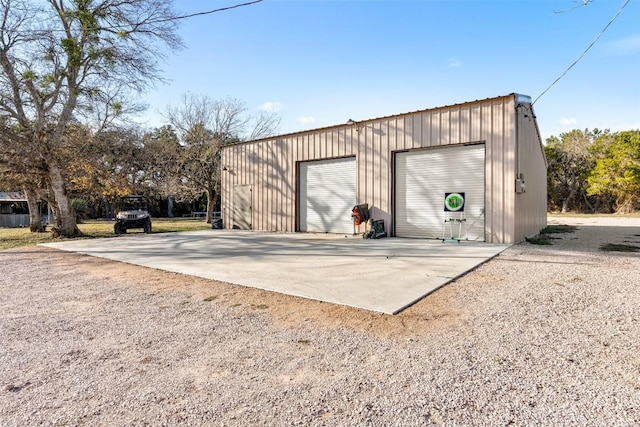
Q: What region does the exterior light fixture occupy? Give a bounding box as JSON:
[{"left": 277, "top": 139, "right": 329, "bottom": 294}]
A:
[{"left": 346, "top": 119, "right": 361, "bottom": 132}]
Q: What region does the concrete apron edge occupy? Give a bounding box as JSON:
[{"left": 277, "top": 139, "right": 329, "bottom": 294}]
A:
[{"left": 389, "top": 245, "right": 511, "bottom": 315}]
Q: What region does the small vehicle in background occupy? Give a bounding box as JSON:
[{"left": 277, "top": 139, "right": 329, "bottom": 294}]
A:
[{"left": 114, "top": 195, "right": 152, "bottom": 234}]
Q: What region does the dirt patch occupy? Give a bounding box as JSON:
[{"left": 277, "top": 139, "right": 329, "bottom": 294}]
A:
[{"left": 22, "top": 246, "right": 466, "bottom": 339}]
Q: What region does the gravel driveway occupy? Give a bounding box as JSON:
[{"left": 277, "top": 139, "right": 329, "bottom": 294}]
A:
[{"left": 1, "top": 216, "right": 640, "bottom": 426}]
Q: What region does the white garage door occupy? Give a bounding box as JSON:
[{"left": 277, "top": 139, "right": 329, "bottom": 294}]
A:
[
  {"left": 395, "top": 144, "right": 485, "bottom": 240},
  {"left": 299, "top": 157, "right": 356, "bottom": 233}
]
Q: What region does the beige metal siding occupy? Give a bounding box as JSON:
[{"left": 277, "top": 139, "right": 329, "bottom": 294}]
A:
[
  {"left": 514, "top": 103, "right": 548, "bottom": 241},
  {"left": 222, "top": 94, "right": 545, "bottom": 244}
]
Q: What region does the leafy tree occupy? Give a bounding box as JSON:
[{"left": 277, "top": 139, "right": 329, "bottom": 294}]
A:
[
  {"left": 65, "top": 126, "right": 150, "bottom": 217},
  {"left": 0, "top": 0, "right": 182, "bottom": 236},
  {"left": 50, "top": 124, "right": 182, "bottom": 219},
  {"left": 141, "top": 125, "right": 183, "bottom": 215},
  {"left": 544, "top": 129, "right": 601, "bottom": 212},
  {"left": 587, "top": 130, "right": 640, "bottom": 213},
  {"left": 0, "top": 120, "right": 48, "bottom": 231},
  {"left": 0, "top": 164, "right": 41, "bottom": 230},
  {"left": 165, "top": 94, "right": 280, "bottom": 223}
]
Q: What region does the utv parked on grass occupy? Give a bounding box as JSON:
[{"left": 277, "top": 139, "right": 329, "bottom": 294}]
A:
[{"left": 114, "top": 195, "right": 152, "bottom": 235}]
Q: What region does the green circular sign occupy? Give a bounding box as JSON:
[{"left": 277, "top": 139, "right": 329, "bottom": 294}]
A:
[{"left": 445, "top": 193, "right": 465, "bottom": 212}]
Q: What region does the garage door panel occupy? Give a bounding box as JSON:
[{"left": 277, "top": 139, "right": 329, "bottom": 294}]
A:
[
  {"left": 395, "top": 144, "right": 485, "bottom": 240},
  {"left": 299, "top": 157, "right": 356, "bottom": 233}
]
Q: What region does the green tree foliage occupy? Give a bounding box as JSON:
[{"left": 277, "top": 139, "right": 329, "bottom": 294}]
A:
[
  {"left": 587, "top": 130, "right": 640, "bottom": 213},
  {"left": 544, "top": 129, "right": 601, "bottom": 212},
  {"left": 544, "top": 128, "right": 640, "bottom": 214}
]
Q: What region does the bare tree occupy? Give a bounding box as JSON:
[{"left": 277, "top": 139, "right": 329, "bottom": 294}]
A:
[
  {"left": 0, "top": 0, "right": 182, "bottom": 236},
  {"left": 165, "top": 94, "right": 280, "bottom": 223}
]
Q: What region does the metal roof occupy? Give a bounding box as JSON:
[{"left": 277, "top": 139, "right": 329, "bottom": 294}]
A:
[
  {"left": 0, "top": 192, "right": 27, "bottom": 202},
  {"left": 243, "top": 93, "right": 528, "bottom": 145}
]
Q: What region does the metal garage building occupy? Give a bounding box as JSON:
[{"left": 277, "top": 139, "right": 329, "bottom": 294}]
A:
[{"left": 221, "top": 93, "right": 547, "bottom": 244}]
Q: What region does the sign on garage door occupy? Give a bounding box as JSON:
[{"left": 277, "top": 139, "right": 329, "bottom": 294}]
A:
[
  {"left": 395, "top": 144, "right": 485, "bottom": 240},
  {"left": 299, "top": 157, "right": 356, "bottom": 233}
]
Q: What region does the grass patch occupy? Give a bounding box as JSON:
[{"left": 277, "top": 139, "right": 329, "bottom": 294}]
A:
[
  {"left": 525, "top": 235, "right": 553, "bottom": 245},
  {"left": 526, "top": 224, "right": 577, "bottom": 246},
  {"left": 600, "top": 243, "right": 640, "bottom": 253},
  {"left": 203, "top": 295, "right": 218, "bottom": 302},
  {"left": 0, "top": 228, "right": 58, "bottom": 249},
  {"left": 297, "top": 339, "right": 310, "bottom": 345},
  {"left": 253, "top": 304, "right": 268, "bottom": 310},
  {"left": 0, "top": 219, "right": 210, "bottom": 250},
  {"left": 540, "top": 224, "right": 578, "bottom": 234}
]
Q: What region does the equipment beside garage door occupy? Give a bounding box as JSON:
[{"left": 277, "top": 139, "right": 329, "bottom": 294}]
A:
[
  {"left": 395, "top": 144, "right": 485, "bottom": 240},
  {"left": 299, "top": 157, "right": 356, "bottom": 233}
]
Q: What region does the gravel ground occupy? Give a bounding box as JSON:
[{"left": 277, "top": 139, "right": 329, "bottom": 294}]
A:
[{"left": 1, "top": 216, "right": 640, "bottom": 426}]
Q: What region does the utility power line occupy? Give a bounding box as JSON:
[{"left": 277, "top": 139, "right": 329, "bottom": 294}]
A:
[
  {"left": 533, "top": 0, "right": 631, "bottom": 105},
  {"left": 147, "top": 0, "right": 264, "bottom": 25}
]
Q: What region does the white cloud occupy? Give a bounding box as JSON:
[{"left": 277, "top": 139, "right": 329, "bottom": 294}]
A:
[
  {"left": 559, "top": 117, "right": 577, "bottom": 127},
  {"left": 606, "top": 34, "right": 640, "bottom": 54},
  {"left": 447, "top": 57, "right": 462, "bottom": 68},
  {"left": 298, "top": 116, "right": 316, "bottom": 125},
  {"left": 260, "top": 101, "right": 283, "bottom": 113}
]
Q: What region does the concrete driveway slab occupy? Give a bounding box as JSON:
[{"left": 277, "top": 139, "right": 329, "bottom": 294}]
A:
[{"left": 42, "top": 231, "right": 509, "bottom": 314}]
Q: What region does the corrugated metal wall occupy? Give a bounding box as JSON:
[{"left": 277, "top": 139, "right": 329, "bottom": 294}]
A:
[
  {"left": 222, "top": 94, "right": 546, "bottom": 243},
  {"left": 0, "top": 214, "right": 30, "bottom": 227},
  {"left": 514, "top": 102, "right": 548, "bottom": 241}
]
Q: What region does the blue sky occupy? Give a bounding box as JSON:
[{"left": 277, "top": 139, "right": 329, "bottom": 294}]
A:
[{"left": 137, "top": 0, "right": 640, "bottom": 141}]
